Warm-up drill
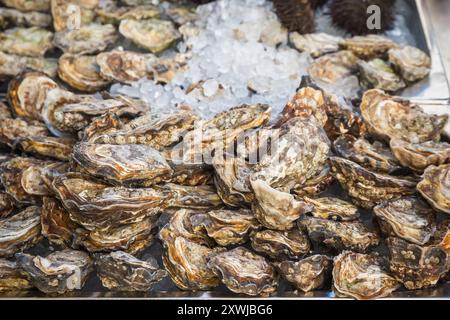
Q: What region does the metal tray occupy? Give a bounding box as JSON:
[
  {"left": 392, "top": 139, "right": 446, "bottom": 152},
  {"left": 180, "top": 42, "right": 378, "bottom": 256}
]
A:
[{"left": 1, "top": 0, "right": 449, "bottom": 299}]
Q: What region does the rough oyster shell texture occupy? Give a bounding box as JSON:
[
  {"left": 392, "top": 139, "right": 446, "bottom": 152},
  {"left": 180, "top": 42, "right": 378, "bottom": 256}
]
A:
[
  {"left": 51, "top": 0, "right": 98, "bottom": 32},
  {"left": 0, "top": 8, "right": 51, "bottom": 29},
  {"left": 0, "top": 258, "right": 33, "bottom": 291},
  {"left": 302, "top": 196, "right": 360, "bottom": 221},
  {"left": 308, "top": 50, "right": 359, "bottom": 84},
  {"left": 388, "top": 46, "right": 431, "bottom": 82},
  {"left": 357, "top": 58, "right": 405, "bottom": 92},
  {"left": 1, "top": 0, "right": 50, "bottom": 12},
  {"left": 0, "top": 27, "right": 53, "bottom": 57},
  {"left": 417, "top": 164, "right": 450, "bottom": 214},
  {"left": 289, "top": 32, "right": 341, "bottom": 58},
  {"left": 339, "top": 35, "right": 398, "bottom": 59},
  {"left": 17, "top": 136, "right": 75, "bottom": 161},
  {"left": 0, "top": 51, "right": 57, "bottom": 78}
]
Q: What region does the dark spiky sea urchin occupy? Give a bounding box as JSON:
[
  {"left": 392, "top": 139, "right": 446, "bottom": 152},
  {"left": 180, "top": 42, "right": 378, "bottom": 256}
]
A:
[
  {"left": 273, "top": 0, "right": 315, "bottom": 34},
  {"left": 329, "top": 0, "right": 396, "bottom": 35}
]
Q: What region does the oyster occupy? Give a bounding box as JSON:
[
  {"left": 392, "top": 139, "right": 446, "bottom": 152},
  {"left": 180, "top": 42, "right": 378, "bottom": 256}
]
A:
[
  {"left": 150, "top": 53, "right": 190, "bottom": 84},
  {"left": 0, "top": 8, "right": 51, "bottom": 29},
  {"left": 80, "top": 112, "right": 123, "bottom": 142},
  {"left": 96, "top": 50, "right": 155, "bottom": 84},
  {"left": 190, "top": 209, "right": 260, "bottom": 246},
  {"left": 333, "top": 134, "right": 401, "bottom": 174},
  {"left": 0, "top": 192, "right": 14, "bottom": 219},
  {"left": 357, "top": 59, "right": 405, "bottom": 92},
  {"left": 72, "top": 143, "right": 173, "bottom": 186},
  {"left": 74, "top": 217, "right": 156, "bottom": 254},
  {"left": 1, "top": 0, "right": 50, "bottom": 12},
  {"left": 0, "top": 259, "right": 33, "bottom": 291},
  {"left": 333, "top": 251, "right": 399, "bottom": 299},
  {"left": 289, "top": 32, "right": 341, "bottom": 58},
  {"left": 39, "top": 161, "right": 69, "bottom": 191},
  {"left": 308, "top": 50, "right": 359, "bottom": 84},
  {"left": 0, "top": 27, "right": 53, "bottom": 57},
  {"left": 0, "top": 206, "right": 41, "bottom": 258},
  {"left": 390, "top": 139, "right": 450, "bottom": 172},
  {"left": 21, "top": 160, "right": 61, "bottom": 196},
  {"left": 95, "top": 251, "right": 167, "bottom": 292},
  {"left": 165, "top": 5, "right": 197, "bottom": 26},
  {"left": 374, "top": 196, "right": 436, "bottom": 245},
  {"left": 302, "top": 196, "right": 360, "bottom": 221},
  {"left": 160, "top": 183, "right": 223, "bottom": 211},
  {"left": 16, "top": 249, "right": 93, "bottom": 294},
  {"left": 51, "top": 0, "right": 98, "bottom": 32},
  {"left": 7, "top": 70, "right": 58, "bottom": 121},
  {"left": 360, "top": 89, "right": 448, "bottom": 143},
  {"left": 119, "top": 19, "right": 181, "bottom": 53},
  {"left": 208, "top": 247, "right": 278, "bottom": 296},
  {"left": 417, "top": 164, "right": 450, "bottom": 214},
  {"left": 17, "top": 136, "right": 75, "bottom": 161},
  {"left": 58, "top": 53, "right": 111, "bottom": 93},
  {"left": 275, "top": 255, "right": 332, "bottom": 292},
  {"left": 339, "top": 35, "right": 398, "bottom": 59},
  {"left": 159, "top": 228, "right": 224, "bottom": 291},
  {"left": 0, "top": 52, "right": 57, "bottom": 78},
  {"left": 330, "top": 157, "right": 417, "bottom": 208},
  {"left": 53, "top": 23, "right": 118, "bottom": 55},
  {"left": 299, "top": 216, "right": 379, "bottom": 252},
  {"left": 41, "top": 197, "right": 77, "bottom": 247},
  {"left": 292, "top": 164, "right": 334, "bottom": 197},
  {"left": 0, "top": 117, "right": 49, "bottom": 147},
  {"left": 97, "top": 4, "right": 159, "bottom": 25},
  {"left": 387, "top": 237, "right": 450, "bottom": 290},
  {"left": 168, "top": 161, "right": 213, "bottom": 186},
  {"left": 388, "top": 46, "right": 431, "bottom": 82},
  {"left": 250, "top": 229, "right": 310, "bottom": 260},
  {"left": 0, "top": 101, "right": 12, "bottom": 120}
]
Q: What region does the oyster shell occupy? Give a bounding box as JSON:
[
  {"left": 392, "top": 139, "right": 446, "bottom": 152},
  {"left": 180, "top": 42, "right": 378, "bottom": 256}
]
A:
[
  {"left": 80, "top": 111, "right": 123, "bottom": 142},
  {"left": 357, "top": 58, "right": 405, "bottom": 92},
  {"left": 208, "top": 247, "right": 278, "bottom": 296},
  {"left": 339, "top": 35, "right": 398, "bottom": 59},
  {"left": 292, "top": 164, "right": 334, "bottom": 197},
  {"left": 53, "top": 23, "right": 118, "bottom": 55},
  {"left": 58, "top": 53, "right": 111, "bottom": 93},
  {"left": 160, "top": 183, "right": 223, "bottom": 211},
  {"left": 374, "top": 196, "right": 436, "bottom": 245},
  {"left": 0, "top": 8, "right": 51, "bottom": 29},
  {"left": 119, "top": 18, "right": 181, "bottom": 53},
  {"left": 0, "top": 117, "right": 49, "bottom": 148},
  {"left": 150, "top": 52, "right": 190, "bottom": 84},
  {"left": 72, "top": 143, "right": 173, "bottom": 186},
  {"left": 165, "top": 5, "right": 197, "bottom": 26},
  {"left": 16, "top": 249, "right": 93, "bottom": 294},
  {"left": 0, "top": 192, "right": 14, "bottom": 219},
  {"left": 41, "top": 197, "right": 77, "bottom": 247},
  {"left": 330, "top": 156, "right": 417, "bottom": 208},
  {"left": 168, "top": 161, "right": 213, "bottom": 186},
  {"left": 299, "top": 215, "right": 379, "bottom": 252},
  {"left": 333, "top": 251, "right": 399, "bottom": 300},
  {"left": 190, "top": 209, "right": 260, "bottom": 246},
  {"left": 51, "top": 0, "right": 98, "bottom": 32},
  {"left": 0, "top": 206, "right": 41, "bottom": 258},
  {"left": 159, "top": 228, "right": 224, "bottom": 291},
  {"left": 39, "top": 161, "right": 69, "bottom": 191},
  {"left": 0, "top": 52, "right": 57, "bottom": 78},
  {"left": 417, "top": 164, "right": 450, "bottom": 214},
  {"left": 0, "top": 27, "right": 53, "bottom": 57},
  {"left": 308, "top": 50, "right": 359, "bottom": 84},
  {"left": 95, "top": 251, "right": 167, "bottom": 291},
  {"left": 17, "top": 136, "right": 76, "bottom": 161},
  {"left": 387, "top": 237, "right": 450, "bottom": 290},
  {"left": 0, "top": 258, "right": 33, "bottom": 291},
  {"left": 97, "top": 4, "right": 159, "bottom": 25},
  {"left": 360, "top": 89, "right": 448, "bottom": 143},
  {"left": 289, "top": 32, "right": 341, "bottom": 58},
  {"left": 390, "top": 139, "right": 450, "bottom": 172},
  {"left": 1, "top": 0, "right": 50, "bottom": 12},
  {"left": 275, "top": 255, "right": 332, "bottom": 292},
  {"left": 0, "top": 101, "right": 12, "bottom": 120},
  {"left": 250, "top": 228, "right": 310, "bottom": 260},
  {"left": 21, "top": 160, "right": 60, "bottom": 196},
  {"left": 302, "top": 196, "right": 360, "bottom": 221},
  {"left": 388, "top": 46, "right": 431, "bottom": 82},
  {"left": 7, "top": 70, "right": 58, "bottom": 121},
  {"left": 333, "top": 134, "right": 401, "bottom": 174}
]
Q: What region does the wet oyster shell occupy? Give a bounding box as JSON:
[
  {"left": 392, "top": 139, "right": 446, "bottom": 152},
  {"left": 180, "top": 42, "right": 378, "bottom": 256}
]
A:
[
  {"left": 0, "top": 117, "right": 49, "bottom": 148},
  {"left": 21, "top": 160, "right": 60, "bottom": 196},
  {"left": 164, "top": 4, "right": 197, "bottom": 26},
  {"left": 0, "top": 27, "right": 53, "bottom": 57},
  {"left": 339, "top": 35, "right": 398, "bottom": 59},
  {"left": 302, "top": 196, "right": 360, "bottom": 221},
  {"left": 0, "top": 8, "right": 51, "bottom": 29},
  {"left": 0, "top": 52, "right": 57, "bottom": 78},
  {"left": 53, "top": 23, "right": 118, "bottom": 55},
  {"left": 41, "top": 197, "right": 76, "bottom": 247},
  {"left": 0, "top": 206, "right": 41, "bottom": 258},
  {"left": 299, "top": 215, "right": 379, "bottom": 253},
  {"left": 97, "top": 4, "right": 159, "bottom": 25},
  {"left": 388, "top": 46, "right": 431, "bottom": 82},
  {"left": 119, "top": 18, "right": 181, "bottom": 53},
  {"left": 39, "top": 161, "right": 69, "bottom": 191},
  {"left": 330, "top": 156, "right": 417, "bottom": 208},
  {"left": 308, "top": 50, "right": 359, "bottom": 84},
  {"left": 208, "top": 247, "right": 278, "bottom": 296},
  {"left": 390, "top": 139, "right": 450, "bottom": 172},
  {"left": 357, "top": 58, "right": 405, "bottom": 92},
  {"left": 333, "top": 251, "right": 399, "bottom": 300},
  {"left": 190, "top": 209, "right": 260, "bottom": 246},
  {"left": 16, "top": 249, "right": 93, "bottom": 294},
  {"left": 275, "top": 254, "right": 332, "bottom": 292},
  {"left": 1, "top": 0, "right": 50, "bottom": 12},
  {"left": 0, "top": 258, "right": 33, "bottom": 291},
  {"left": 289, "top": 32, "right": 341, "bottom": 58},
  {"left": 374, "top": 196, "right": 436, "bottom": 245},
  {"left": 250, "top": 228, "right": 310, "bottom": 260},
  {"left": 7, "top": 70, "right": 58, "bottom": 121},
  {"left": 51, "top": 0, "right": 98, "bottom": 32},
  {"left": 159, "top": 183, "right": 223, "bottom": 211},
  {"left": 95, "top": 251, "right": 167, "bottom": 292},
  {"left": 168, "top": 161, "right": 213, "bottom": 186},
  {"left": 17, "top": 136, "right": 75, "bottom": 161},
  {"left": 80, "top": 111, "right": 123, "bottom": 142},
  {"left": 72, "top": 143, "right": 173, "bottom": 186},
  {"left": 417, "top": 164, "right": 450, "bottom": 214},
  {"left": 58, "top": 53, "right": 111, "bottom": 93},
  {"left": 0, "top": 192, "right": 14, "bottom": 219},
  {"left": 360, "top": 89, "right": 448, "bottom": 143},
  {"left": 159, "top": 228, "right": 224, "bottom": 291},
  {"left": 292, "top": 164, "right": 334, "bottom": 197},
  {"left": 333, "top": 134, "right": 401, "bottom": 174},
  {"left": 387, "top": 237, "right": 450, "bottom": 290}
]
